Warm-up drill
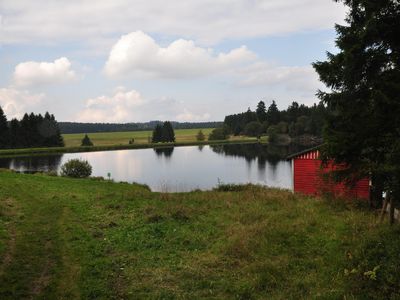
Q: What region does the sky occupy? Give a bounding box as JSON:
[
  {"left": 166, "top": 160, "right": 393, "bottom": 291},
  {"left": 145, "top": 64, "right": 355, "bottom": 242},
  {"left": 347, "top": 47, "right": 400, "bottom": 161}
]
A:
[{"left": 0, "top": 0, "right": 347, "bottom": 123}]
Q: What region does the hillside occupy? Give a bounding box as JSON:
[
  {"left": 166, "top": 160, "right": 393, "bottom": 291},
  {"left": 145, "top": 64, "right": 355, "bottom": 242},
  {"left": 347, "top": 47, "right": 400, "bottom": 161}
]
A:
[{"left": 0, "top": 170, "right": 399, "bottom": 299}]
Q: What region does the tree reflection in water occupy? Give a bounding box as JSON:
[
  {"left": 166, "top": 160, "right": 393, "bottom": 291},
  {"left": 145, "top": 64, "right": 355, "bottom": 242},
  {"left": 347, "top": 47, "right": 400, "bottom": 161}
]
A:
[
  {"left": 153, "top": 147, "right": 174, "bottom": 158},
  {"left": 0, "top": 154, "right": 63, "bottom": 173}
]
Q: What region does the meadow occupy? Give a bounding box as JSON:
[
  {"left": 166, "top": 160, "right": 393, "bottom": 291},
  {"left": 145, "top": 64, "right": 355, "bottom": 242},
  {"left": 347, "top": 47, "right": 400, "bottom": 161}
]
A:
[
  {"left": 62, "top": 128, "right": 217, "bottom": 147},
  {"left": 0, "top": 170, "right": 399, "bottom": 299}
]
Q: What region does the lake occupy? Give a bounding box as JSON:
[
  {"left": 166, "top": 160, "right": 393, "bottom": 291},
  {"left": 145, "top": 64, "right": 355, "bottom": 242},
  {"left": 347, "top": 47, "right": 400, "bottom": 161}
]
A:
[{"left": 0, "top": 144, "right": 303, "bottom": 192}]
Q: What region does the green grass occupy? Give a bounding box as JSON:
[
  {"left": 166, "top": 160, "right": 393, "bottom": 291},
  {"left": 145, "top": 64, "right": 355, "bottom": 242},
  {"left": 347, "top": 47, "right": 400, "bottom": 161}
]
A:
[
  {"left": 63, "top": 128, "right": 216, "bottom": 147},
  {"left": 0, "top": 170, "right": 399, "bottom": 299}
]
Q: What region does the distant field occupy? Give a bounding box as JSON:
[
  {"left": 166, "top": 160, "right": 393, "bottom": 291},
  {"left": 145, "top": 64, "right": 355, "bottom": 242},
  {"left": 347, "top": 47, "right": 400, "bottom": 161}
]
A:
[{"left": 62, "top": 128, "right": 215, "bottom": 147}]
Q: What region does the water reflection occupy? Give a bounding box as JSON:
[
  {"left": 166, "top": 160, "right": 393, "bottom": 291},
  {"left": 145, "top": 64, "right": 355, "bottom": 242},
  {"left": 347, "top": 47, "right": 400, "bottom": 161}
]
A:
[
  {"left": 154, "top": 147, "right": 174, "bottom": 158},
  {"left": 0, "top": 154, "right": 62, "bottom": 172},
  {"left": 0, "top": 144, "right": 304, "bottom": 192}
]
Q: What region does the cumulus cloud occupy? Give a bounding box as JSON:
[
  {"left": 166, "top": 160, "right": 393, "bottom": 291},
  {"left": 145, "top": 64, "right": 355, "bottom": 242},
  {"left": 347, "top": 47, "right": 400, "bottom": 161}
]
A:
[
  {"left": 76, "top": 87, "right": 212, "bottom": 123},
  {"left": 13, "top": 57, "right": 76, "bottom": 87},
  {"left": 76, "top": 87, "right": 144, "bottom": 122},
  {"left": 104, "top": 31, "right": 255, "bottom": 78},
  {"left": 0, "top": 0, "right": 346, "bottom": 46},
  {"left": 0, "top": 87, "right": 44, "bottom": 119}
]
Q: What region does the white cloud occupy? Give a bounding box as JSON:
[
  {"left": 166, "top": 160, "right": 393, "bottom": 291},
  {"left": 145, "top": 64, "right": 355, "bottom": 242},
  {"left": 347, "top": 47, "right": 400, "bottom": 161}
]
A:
[
  {"left": 237, "top": 62, "right": 321, "bottom": 92},
  {"left": 76, "top": 87, "right": 212, "bottom": 123},
  {"left": 13, "top": 57, "right": 76, "bottom": 87},
  {"left": 0, "top": 87, "right": 44, "bottom": 119},
  {"left": 0, "top": 0, "right": 347, "bottom": 46},
  {"left": 104, "top": 31, "right": 255, "bottom": 78},
  {"left": 176, "top": 109, "right": 211, "bottom": 122},
  {"left": 76, "top": 87, "right": 144, "bottom": 122}
]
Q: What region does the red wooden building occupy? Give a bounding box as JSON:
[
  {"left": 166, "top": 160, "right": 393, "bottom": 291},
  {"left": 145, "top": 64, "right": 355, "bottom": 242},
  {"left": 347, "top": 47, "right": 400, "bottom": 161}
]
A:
[{"left": 288, "top": 147, "right": 370, "bottom": 199}]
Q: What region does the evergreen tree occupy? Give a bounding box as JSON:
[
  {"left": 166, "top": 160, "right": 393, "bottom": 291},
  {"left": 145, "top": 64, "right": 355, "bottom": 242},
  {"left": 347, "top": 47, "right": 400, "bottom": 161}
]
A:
[
  {"left": 81, "top": 134, "right": 93, "bottom": 146},
  {"left": 8, "top": 119, "right": 20, "bottom": 148},
  {"left": 196, "top": 130, "right": 206, "bottom": 141},
  {"left": 152, "top": 124, "right": 163, "bottom": 143},
  {"left": 0, "top": 106, "right": 9, "bottom": 148},
  {"left": 313, "top": 0, "right": 400, "bottom": 213},
  {"left": 266, "top": 100, "right": 280, "bottom": 125},
  {"left": 162, "top": 121, "right": 175, "bottom": 142},
  {"left": 256, "top": 101, "right": 267, "bottom": 122}
]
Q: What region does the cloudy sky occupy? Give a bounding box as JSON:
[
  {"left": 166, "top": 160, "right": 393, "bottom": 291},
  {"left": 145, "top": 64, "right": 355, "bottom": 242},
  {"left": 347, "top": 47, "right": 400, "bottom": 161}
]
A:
[{"left": 0, "top": 0, "right": 346, "bottom": 123}]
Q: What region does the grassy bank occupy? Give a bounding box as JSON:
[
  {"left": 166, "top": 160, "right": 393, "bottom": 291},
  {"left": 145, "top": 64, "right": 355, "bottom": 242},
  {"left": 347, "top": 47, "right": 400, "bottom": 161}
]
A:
[
  {"left": 0, "top": 128, "right": 258, "bottom": 157},
  {"left": 0, "top": 170, "right": 399, "bottom": 299},
  {"left": 63, "top": 128, "right": 217, "bottom": 147}
]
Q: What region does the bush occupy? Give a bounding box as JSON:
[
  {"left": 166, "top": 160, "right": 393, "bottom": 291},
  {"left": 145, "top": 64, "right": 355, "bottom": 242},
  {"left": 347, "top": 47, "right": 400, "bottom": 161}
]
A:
[
  {"left": 196, "top": 130, "right": 206, "bottom": 141},
  {"left": 60, "top": 159, "right": 92, "bottom": 178},
  {"left": 209, "top": 127, "right": 229, "bottom": 140},
  {"left": 81, "top": 134, "right": 93, "bottom": 146}
]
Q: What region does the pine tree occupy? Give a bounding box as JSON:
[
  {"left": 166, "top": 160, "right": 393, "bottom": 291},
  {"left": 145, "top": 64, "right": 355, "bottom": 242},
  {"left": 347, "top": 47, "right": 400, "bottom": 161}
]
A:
[
  {"left": 313, "top": 0, "right": 400, "bottom": 213},
  {"left": 152, "top": 124, "right": 163, "bottom": 143},
  {"left": 256, "top": 101, "right": 267, "bottom": 123},
  {"left": 0, "top": 106, "right": 9, "bottom": 148},
  {"left": 266, "top": 100, "right": 280, "bottom": 125},
  {"left": 196, "top": 130, "right": 206, "bottom": 141},
  {"left": 162, "top": 121, "right": 175, "bottom": 142},
  {"left": 81, "top": 134, "right": 93, "bottom": 146}
]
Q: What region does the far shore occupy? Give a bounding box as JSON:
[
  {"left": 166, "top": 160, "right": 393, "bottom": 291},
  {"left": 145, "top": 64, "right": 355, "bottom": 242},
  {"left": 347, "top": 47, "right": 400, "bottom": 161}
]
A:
[{"left": 0, "top": 139, "right": 262, "bottom": 158}]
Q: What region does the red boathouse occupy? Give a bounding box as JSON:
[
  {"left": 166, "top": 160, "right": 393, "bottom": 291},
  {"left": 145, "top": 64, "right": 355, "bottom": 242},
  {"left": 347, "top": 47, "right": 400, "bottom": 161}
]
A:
[{"left": 288, "top": 147, "right": 370, "bottom": 199}]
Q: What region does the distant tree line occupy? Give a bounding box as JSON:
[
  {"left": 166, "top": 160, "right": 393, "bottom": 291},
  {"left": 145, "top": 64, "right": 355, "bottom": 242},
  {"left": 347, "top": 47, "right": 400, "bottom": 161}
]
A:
[
  {"left": 152, "top": 121, "right": 175, "bottom": 143},
  {"left": 59, "top": 121, "right": 223, "bottom": 134},
  {"left": 223, "top": 100, "right": 328, "bottom": 139},
  {"left": 0, "top": 106, "right": 64, "bottom": 149}
]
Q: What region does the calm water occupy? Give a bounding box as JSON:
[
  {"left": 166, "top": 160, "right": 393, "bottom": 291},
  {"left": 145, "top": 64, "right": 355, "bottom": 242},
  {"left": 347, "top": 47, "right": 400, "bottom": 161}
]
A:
[{"left": 0, "top": 144, "right": 299, "bottom": 192}]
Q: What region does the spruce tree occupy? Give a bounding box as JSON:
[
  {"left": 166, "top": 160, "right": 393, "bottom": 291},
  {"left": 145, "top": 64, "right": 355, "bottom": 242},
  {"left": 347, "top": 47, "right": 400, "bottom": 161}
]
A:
[
  {"left": 0, "top": 106, "right": 9, "bottom": 148},
  {"left": 152, "top": 124, "right": 163, "bottom": 143},
  {"left": 256, "top": 101, "right": 267, "bottom": 123},
  {"left": 162, "top": 121, "right": 175, "bottom": 142},
  {"left": 81, "top": 134, "right": 93, "bottom": 146},
  {"left": 313, "top": 0, "right": 400, "bottom": 212},
  {"left": 266, "top": 100, "right": 280, "bottom": 125}
]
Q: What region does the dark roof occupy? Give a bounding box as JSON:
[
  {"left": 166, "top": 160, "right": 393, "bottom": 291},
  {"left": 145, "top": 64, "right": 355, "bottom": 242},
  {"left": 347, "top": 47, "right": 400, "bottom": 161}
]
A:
[{"left": 286, "top": 144, "right": 323, "bottom": 160}]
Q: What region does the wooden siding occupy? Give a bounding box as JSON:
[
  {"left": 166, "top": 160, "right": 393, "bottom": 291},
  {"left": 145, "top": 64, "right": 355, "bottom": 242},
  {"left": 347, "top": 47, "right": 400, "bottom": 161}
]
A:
[{"left": 293, "top": 150, "right": 370, "bottom": 199}]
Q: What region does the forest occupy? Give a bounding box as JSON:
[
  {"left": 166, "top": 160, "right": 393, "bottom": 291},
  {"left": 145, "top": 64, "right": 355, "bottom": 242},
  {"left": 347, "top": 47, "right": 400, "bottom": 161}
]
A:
[
  {"left": 0, "top": 106, "right": 64, "bottom": 149},
  {"left": 59, "top": 121, "right": 222, "bottom": 134},
  {"left": 223, "top": 100, "right": 328, "bottom": 140}
]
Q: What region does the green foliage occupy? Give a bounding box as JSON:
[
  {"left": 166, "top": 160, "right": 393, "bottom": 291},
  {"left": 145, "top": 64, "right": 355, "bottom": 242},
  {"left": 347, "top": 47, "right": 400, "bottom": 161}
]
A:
[
  {"left": 0, "top": 107, "right": 64, "bottom": 149},
  {"left": 244, "top": 121, "right": 262, "bottom": 137},
  {"left": 0, "top": 107, "right": 9, "bottom": 149},
  {"left": 313, "top": 0, "right": 400, "bottom": 209},
  {"left": 224, "top": 101, "right": 327, "bottom": 138},
  {"left": 196, "top": 130, "right": 206, "bottom": 141},
  {"left": 267, "top": 125, "right": 279, "bottom": 143},
  {"left": 81, "top": 134, "right": 93, "bottom": 146},
  {"left": 152, "top": 121, "right": 175, "bottom": 143},
  {"left": 60, "top": 159, "right": 92, "bottom": 178},
  {"left": 266, "top": 100, "right": 280, "bottom": 125},
  {"left": 208, "top": 127, "right": 229, "bottom": 140},
  {"left": 256, "top": 101, "right": 267, "bottom": 122}
]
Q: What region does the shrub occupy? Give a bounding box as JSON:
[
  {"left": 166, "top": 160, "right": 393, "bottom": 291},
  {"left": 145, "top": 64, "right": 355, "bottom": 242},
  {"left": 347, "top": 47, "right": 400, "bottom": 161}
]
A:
[
  {"left": 60, "top": 159, "right": 92, "bottom": 178},
  {"left": 196, "top": 130, "right": 206, "bottom": 141},
  {"left": 81, "top": 134, "right": 93, "bottom": 146},
  {"left": 208, "top": 127, "right": 229, "bottom": 140}
]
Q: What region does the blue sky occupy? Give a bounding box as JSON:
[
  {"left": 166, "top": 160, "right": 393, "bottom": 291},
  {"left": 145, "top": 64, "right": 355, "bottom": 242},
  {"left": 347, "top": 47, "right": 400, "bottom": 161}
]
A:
[{"left": 0, "top": 0, "right": 346, "bottom": 122}]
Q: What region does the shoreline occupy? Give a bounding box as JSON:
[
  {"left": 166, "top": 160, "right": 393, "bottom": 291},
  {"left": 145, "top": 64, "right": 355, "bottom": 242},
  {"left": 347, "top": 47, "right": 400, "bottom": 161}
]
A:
[{"left": 0, "top": 139, "right": 261, "bottom": 158}]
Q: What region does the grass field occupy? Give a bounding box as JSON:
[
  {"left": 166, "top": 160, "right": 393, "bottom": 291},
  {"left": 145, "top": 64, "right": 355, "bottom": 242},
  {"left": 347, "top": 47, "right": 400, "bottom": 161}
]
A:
[
  {"left": 0, "top": 170, "right": 399, "bottom": 299},
  {"left": 62, "top": 128, "right": 217, "bottom": 147}
]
